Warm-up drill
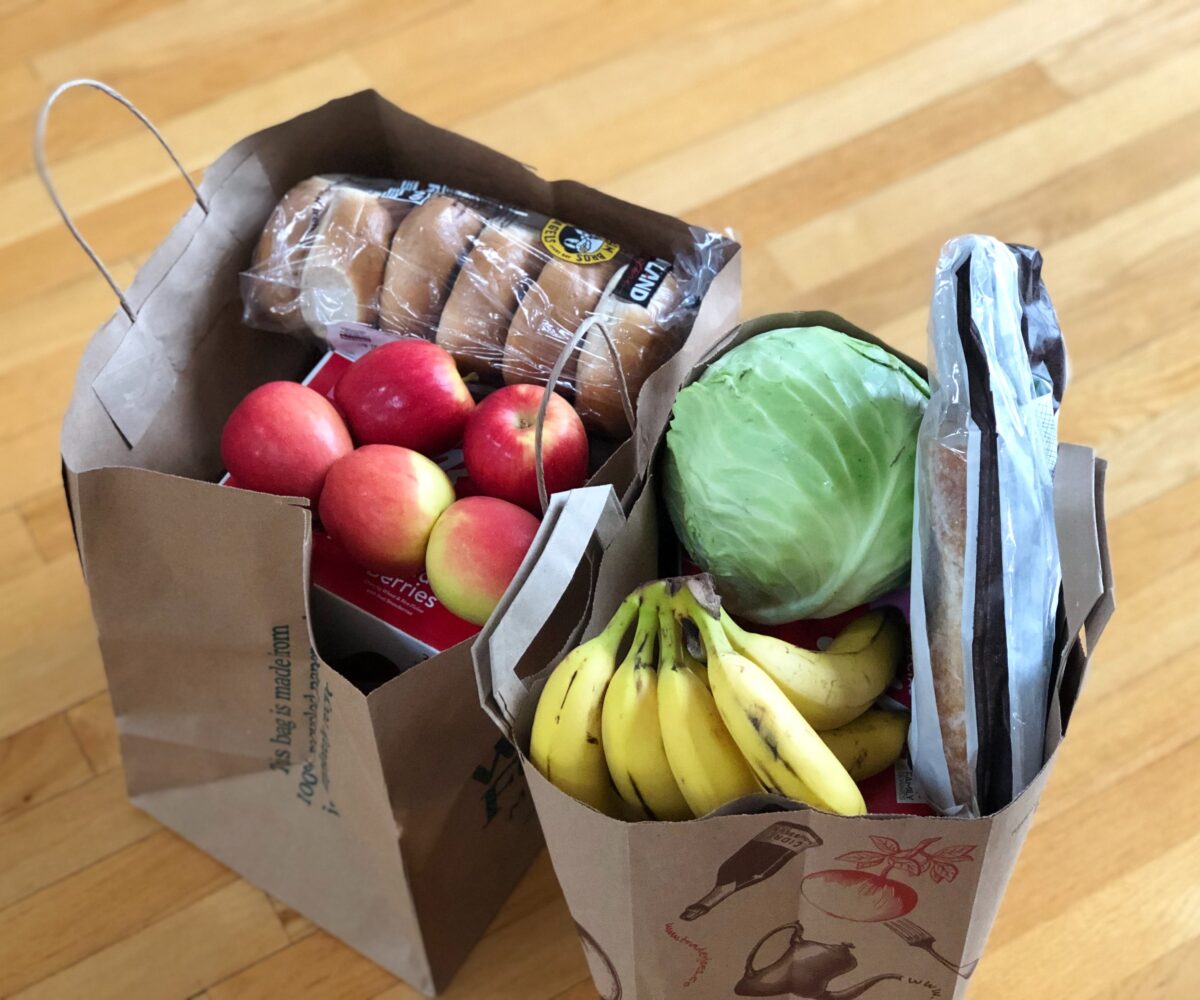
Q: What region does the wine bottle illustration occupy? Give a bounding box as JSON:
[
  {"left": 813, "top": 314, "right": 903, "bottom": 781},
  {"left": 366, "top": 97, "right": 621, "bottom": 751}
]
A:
[{"left": 682, "top": 821, "right": 822, "bottom": 921}]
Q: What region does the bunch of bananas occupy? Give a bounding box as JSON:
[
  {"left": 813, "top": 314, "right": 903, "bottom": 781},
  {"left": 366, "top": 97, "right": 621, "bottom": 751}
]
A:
[{"left": 530, "top": 575, "right": 910, "bottom": 820}]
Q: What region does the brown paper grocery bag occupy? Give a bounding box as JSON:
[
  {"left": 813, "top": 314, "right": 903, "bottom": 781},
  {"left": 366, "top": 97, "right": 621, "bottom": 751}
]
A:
[
  {"left": 476, "top": 324, "right": 1114, "bottom": 1000},
  {"left": 49, "top": 80, "right": 741, "bottom": 995}
]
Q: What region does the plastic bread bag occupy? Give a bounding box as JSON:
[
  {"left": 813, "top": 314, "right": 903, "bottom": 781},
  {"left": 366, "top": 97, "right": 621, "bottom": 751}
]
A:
[
  {"left": 239, "top": 176, "right": 733, "bottom": 438},
  {"left": 908, "top": 235, "right": 1067, "bottom": 817}
]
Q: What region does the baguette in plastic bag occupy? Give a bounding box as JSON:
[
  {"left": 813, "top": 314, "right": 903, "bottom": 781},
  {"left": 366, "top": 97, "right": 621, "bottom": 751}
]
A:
[{"left": 909, "top": 235, "right": 1067, "bottom": 817}]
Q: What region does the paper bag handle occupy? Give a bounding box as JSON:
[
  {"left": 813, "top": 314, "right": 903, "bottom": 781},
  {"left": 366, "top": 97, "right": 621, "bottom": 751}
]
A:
[
  {"left": 534, "top": 267, "right": 636, "bottom": 512},
  {"left": 474, "top": 485, "right": 626, "bottom": 735},
  {"left": 34, "top": 79, "right": 209, "bottom": 322}
]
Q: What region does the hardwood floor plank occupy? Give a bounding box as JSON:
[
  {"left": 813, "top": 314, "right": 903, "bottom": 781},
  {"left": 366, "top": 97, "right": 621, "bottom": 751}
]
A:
[
  {"left": 0, "top": 827, "right": 235, "bottom": 996},
  {"left": 604, "top": 0, "right": 1135, "bottom": 215},
  {"left": 972, "top": 821, "right": 1200, "bottom": 996},
  {"left": 18, "top": 487, "right": 77, "bottom": 565},
  {"left": 0, "top": 554, "right": 92, "bottom": 664},
  {"left": 205, "top": 929, "right": 396, "bottom": 1000},
  {"left": 1036, "top": 646, "right": 1197, "bottom": 828},
  {"left": 0, "top": 62, "right": 42, "bottom": 122},
  {"left": 981, "top": 735, "right": 1200, "bottom": 962},
  {"left": 2, "top": 1, "right": 448, "bottom": 189},
  {"left": 456, "top": 0, "right": 1012, "bottom": 185},
  {"left": 1081, "top": 556, "right": 1198, "bottom": 702},
  {"left": 0, "top": 174, "right": 186, "bottom": 314},
  {"left": 33, "top": 0, "right": 348, "bottom": 83},
  {"left": 266, "top": 894, "right": 318, "bottom": 944},
  {"left": 690, "top": 62, "right": 1069, "bottom": 248},
  {"left": 767, "top": 39, "right": 1200, "bottom": 296},
  {"left": 1103, "top": 477, "right": 1200, "bottom": 598},
  {"left": 65, "top": 692, "right": 121, "bottom": 775},
  {"left": 0, "top": 0, "right": 168, "bottom": 66},
  {"left": 12, "top": 880, "right": 288, "bottom": 1000},
  {"left": 0, "top": 340, "right": 96, "bottom": 442},
  {"left": 1060, "top": 325, "right": 1200, "bottom": 446},
  {"left": 359, "top": 0, "right": 739, "bottom": 127},
  {"left": 789, "top": 100, "right": 1200, "bottom": 348},
  {"left": 1100, "top": 396, "right": 1200, "bottom": 521},
  {"left": 0, "top": 618, "right": 106, "bottom": 742},
  {"left": 0, "top": 419, "right": 64, "bottom": 511},
  {"left": 0, "top": 260, "right": 136, "bottom": 366},
  {"left": 1086, "top": 932, "right": 1200, "bottom": 1000},
  {"left": 740, "top": 251, "right": 802, "bottom": 320},
  {"left": 0, "top": 713, "right": 93, "bottom": 820},
  {"left": 1040, "top": 0, "right": 1200, "bottom": 96},
  {"left": 872, "top": 215, "right": 1200, "bottom": 381},
  {"left": 0, "top": 508, "right": 43, "bottom": 586},
  {"left": 0, "top": 770, "right": 157, "bottom": 912}
]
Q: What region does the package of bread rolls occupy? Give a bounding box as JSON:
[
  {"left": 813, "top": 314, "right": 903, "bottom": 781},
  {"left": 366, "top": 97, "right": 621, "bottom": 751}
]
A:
[
  {"left": 909, "top": 235, "right": 1067, "bottom": 818},
  {"left": 240, "top": 176, "right": 732, "bottom": 438}
]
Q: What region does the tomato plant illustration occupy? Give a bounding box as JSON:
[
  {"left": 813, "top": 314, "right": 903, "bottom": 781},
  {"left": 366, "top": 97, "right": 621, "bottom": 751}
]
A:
[{"left": 801, "top": 837, "right": 977, "bottom": 922}]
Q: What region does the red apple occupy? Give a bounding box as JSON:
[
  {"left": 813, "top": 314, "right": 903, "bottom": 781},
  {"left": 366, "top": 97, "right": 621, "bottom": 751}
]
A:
[
  {"left": 220, "top": 381, "right": 352, "bottom": 504},
  {"left": 335, "top": 339, "right": 475, "bottom": 455},
  {"left": 318, "top": 445, "right": 455, "bottom": 575},
  {"left": 426, "top": 496, "right": 541, "bottom": 626},
  {"left": 463, "top": 384, "right": 589, "bottom": 512}
]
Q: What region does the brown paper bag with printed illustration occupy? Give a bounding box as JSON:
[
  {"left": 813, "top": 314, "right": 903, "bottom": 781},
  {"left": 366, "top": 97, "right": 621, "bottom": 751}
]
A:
[{"left": 475, "top": 313, "right": 1114, "bottom": 1000}]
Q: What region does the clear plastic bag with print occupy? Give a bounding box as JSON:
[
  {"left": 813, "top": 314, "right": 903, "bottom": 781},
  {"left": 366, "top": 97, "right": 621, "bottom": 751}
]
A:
[
  {"left": 908, "top": 235, "right": 1067, "bottom": 818},
  {"left": 239, "top": 175, "right": 732, "bottom": 439}
]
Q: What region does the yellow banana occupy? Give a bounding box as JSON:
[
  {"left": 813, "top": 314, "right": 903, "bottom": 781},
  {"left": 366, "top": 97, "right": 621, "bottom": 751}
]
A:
[
  {"left": 602, "top": 589, "right": 692, "bottom": 821},
  {"left": 682, "top": 585, "right": 866, "bottom": 816},
  {"left": 530, "top": 591, "right": 640, "bottom": 817},
  {"left": 819, "top": 709, "right": 910, "bottom": 782},
  {"left": 721, "top": 607, "right": 904, "bottom": 731},
  {"left": 657, "top": 596, "right": 761, "bottom": 817}
]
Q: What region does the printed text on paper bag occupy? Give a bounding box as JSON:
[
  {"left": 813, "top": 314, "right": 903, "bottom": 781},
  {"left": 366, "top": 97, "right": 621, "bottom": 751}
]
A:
[{"left": 268, "top": 625, "right": 340, "bottom": 817}]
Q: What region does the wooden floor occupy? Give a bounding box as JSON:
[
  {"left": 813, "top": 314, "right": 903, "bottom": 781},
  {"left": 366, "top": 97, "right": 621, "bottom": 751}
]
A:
[{"left": 3, "top": 1, "right": 1198, "bottom": 997}]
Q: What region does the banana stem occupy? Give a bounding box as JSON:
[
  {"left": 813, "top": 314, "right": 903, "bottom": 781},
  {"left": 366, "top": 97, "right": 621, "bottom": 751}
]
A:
[
  {"left": 620, "top": 585, "right": 662, "bottom": 669},
  {"left": 677, "top": 584, "right": 733, "bottom": 658},
  {"left": 594, "top": 591, "right": 644, "bottom": 656},
  {"left": 658, "top": 597, "right": 681, "bottom": 672}
]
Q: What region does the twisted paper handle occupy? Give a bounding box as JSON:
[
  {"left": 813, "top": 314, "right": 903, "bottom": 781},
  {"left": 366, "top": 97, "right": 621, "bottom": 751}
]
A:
[
  {"left": 34, "top": 79, "right": 208, "bottom": 321},
  {"left": 533, "top": 265, "right": 636, "bottom": 512}
]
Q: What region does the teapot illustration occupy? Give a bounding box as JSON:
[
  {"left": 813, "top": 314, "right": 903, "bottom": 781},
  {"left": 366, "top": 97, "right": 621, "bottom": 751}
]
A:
[{"left": 734, "top": 922, "right": 901, "bottom": 999}]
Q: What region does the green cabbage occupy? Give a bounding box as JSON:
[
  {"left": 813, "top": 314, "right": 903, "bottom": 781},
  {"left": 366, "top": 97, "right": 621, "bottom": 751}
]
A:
[{"left": 663, "top": 326, "right": 928, "bottom": 623}]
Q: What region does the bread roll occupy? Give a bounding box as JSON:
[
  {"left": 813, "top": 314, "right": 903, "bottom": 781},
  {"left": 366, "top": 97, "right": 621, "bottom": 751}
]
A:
[
  {"left": 245, "top": 176, "right": 338, "bottom": 332},
  {"left": 299, "top": 187, "right": 406, "bottom": 334},
  {"left": 379, "top": 196, "right": 486, "bottom": 338},
  {"left": 575, "top": 260, "right": 689, "bottom": 437},
  {"left": 437, "top": 218, "right": 546, "bottom": 381},
  {"left": 503, "top": 258, "right": 619, "bottom": 395}
]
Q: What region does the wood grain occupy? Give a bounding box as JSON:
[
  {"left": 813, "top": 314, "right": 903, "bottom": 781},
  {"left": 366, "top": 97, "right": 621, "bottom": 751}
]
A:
[{"left": 3, "top": 2, "right": 1196, "bottom": 997}]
